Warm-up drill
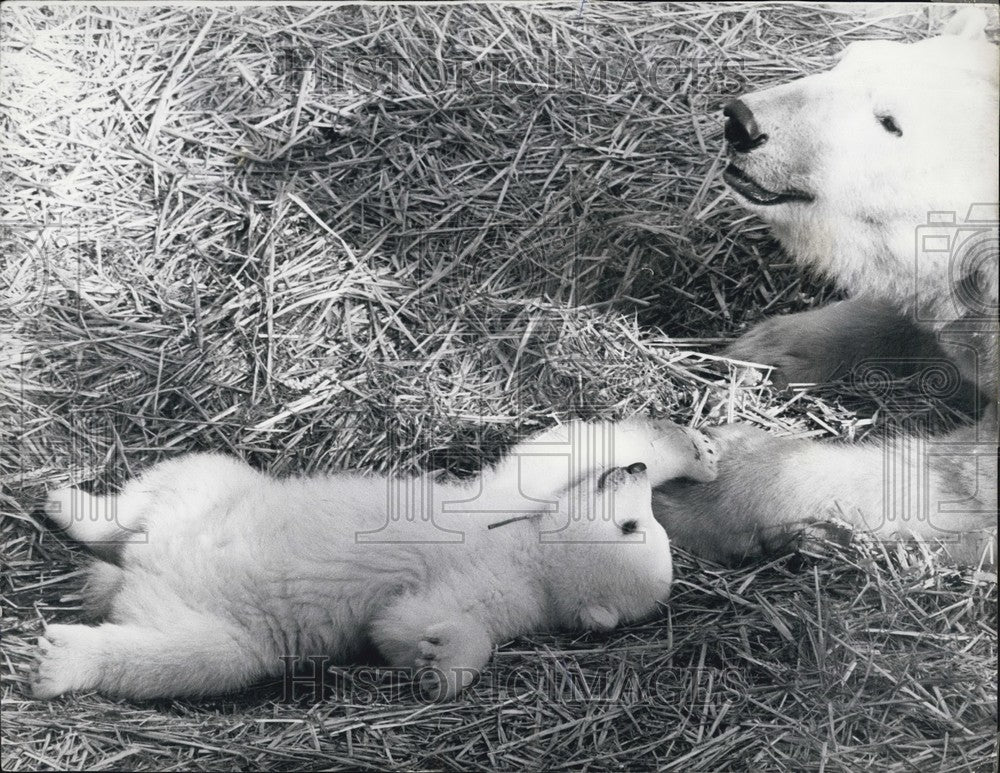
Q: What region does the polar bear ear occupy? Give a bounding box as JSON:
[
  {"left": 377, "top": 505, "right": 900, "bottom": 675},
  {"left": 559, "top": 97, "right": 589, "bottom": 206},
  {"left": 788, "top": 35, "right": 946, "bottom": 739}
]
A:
[{"left": 941, "top": 7, "right": 989, "bottom": 40}]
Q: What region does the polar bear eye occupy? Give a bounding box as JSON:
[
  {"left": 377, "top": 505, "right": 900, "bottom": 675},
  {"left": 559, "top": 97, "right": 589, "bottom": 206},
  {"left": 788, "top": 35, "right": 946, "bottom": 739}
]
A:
[
  {"left": 877, "top": 114, "right": 902, "bottom": 137},
  {"left": 620, "top": 519, "right": 639, "bottom": 535}
]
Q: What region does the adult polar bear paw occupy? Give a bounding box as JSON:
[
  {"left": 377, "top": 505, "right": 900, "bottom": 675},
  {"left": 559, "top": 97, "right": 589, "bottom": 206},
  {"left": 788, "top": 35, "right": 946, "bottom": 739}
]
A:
[
  {"left": 651, "top": 425, "right": 861, "bottom": 563},
  {"left": 724, "top": 298, "right": 977, "bottom": 398}
]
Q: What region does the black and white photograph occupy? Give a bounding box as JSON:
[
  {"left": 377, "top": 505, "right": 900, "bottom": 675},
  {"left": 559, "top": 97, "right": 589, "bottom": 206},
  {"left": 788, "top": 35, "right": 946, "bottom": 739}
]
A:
[{"left": 2, "top": 1, "right": 997, "bottom": 770}]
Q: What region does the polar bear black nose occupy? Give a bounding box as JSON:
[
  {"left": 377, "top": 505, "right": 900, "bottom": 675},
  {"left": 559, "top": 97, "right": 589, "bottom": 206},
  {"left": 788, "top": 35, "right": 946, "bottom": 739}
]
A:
[{"left": 723, "top": 99, "right": 767, "bottom": 153}]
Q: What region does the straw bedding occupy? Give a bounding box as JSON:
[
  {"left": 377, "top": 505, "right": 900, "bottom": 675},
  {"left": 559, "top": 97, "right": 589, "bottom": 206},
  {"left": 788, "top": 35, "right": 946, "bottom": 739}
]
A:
[{"left": 1, "top": 3, "right": 996, "bottom": 770}]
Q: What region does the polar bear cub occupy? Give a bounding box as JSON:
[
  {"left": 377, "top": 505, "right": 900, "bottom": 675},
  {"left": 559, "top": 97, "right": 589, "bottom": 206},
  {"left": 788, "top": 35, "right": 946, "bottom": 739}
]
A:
[{"left": 32, "top": 418, "right": 717, "bottom": 700}]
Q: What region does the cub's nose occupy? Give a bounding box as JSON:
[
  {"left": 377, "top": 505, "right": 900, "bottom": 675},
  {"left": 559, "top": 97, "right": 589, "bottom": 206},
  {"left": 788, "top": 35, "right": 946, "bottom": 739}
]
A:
[
  {"left": 723, "top": 99, "right": 767, "bottom": 153},
  {"left": 598, "top": 463, "right": 647, "bottom": 491}
]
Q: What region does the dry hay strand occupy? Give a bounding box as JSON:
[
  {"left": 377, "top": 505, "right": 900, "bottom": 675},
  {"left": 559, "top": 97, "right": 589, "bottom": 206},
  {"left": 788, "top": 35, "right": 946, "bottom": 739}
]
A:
[{"left": 2, "top": 3, "right": 996, "bottom": 771}]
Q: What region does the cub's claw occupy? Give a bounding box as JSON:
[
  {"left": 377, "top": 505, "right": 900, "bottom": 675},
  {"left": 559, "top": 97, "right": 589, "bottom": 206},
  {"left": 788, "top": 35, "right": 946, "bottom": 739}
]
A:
[
  {"left": 414, "top": 620, "right": 487, "bottom": 700},
  {"left": 684, "top": 428, "right": 719, "bottom": 483}
]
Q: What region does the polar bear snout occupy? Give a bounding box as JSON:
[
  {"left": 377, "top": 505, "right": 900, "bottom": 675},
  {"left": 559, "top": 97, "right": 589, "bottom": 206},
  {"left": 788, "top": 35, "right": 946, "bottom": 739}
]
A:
[
  {"left": 720, "top": 83, "right": 818, "bottom": 208},
  {"left": 723, "top": 99, "right": 767, "bottom": 153}
]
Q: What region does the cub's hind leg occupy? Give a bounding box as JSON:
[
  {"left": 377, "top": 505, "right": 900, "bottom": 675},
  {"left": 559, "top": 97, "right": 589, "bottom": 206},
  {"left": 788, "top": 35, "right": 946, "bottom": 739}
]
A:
[
  {"left": 32, "top": 618, "right": 265, "bottom": 700},
  {"left": 44, "top": 487, "right": 136, "bottom": 545},
  {"left": 79, "top": 561, "right": 125, "bottom": 619},
  {"left": 45, "top": 453, "right": 260, "bottom": 547}
]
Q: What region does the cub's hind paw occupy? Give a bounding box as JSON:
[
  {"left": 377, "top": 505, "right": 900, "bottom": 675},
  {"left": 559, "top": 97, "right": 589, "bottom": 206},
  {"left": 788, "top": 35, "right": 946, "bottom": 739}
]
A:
[
  {"left": 415, "top": 620, "right": 489, "bottom": 700},
  {"left": 31, "top": 624, "right": 100, "bottom": 699},
  {"left": 44, "top": 487, "right": 111, "bottom": 537}
]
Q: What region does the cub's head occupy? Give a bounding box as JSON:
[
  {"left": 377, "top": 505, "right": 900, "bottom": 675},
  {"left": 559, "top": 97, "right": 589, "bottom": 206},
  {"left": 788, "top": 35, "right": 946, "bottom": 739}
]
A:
[
  {"left": 537, "top": 461, "right": 673, "bottom": 633},
  {"left": 721, "top": 8, "right": 999, "bottom": 314}
]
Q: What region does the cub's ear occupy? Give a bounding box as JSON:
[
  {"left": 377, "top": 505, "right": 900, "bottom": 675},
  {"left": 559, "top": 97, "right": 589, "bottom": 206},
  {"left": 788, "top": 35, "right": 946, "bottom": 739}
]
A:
[
  {"left": 579, "top": 604, "right": 620, "bottom": 631},
  {"left": 941, "top": 7, "right": 988, "bottom": 40}
]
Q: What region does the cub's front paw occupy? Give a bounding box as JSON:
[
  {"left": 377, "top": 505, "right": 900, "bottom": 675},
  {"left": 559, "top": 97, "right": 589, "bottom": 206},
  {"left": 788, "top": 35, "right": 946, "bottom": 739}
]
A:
[
  {"left": 682, "top": 427, "right": 719, "bottom": 483},
  {"left": 637, "top": 421, "right": 720, "bottom": 485},
  {"left": 31, "top": 624, "right": 101, "bottom": 699},
  {"left": 415, "top": 620, "right": 491, "bottom": 700}
]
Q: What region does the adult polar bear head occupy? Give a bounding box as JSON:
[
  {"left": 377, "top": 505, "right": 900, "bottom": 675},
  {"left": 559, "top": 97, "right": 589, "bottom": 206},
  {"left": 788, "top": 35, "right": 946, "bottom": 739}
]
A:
[{"left": 721, "top": 8, "right": 998, "bottom": 321}]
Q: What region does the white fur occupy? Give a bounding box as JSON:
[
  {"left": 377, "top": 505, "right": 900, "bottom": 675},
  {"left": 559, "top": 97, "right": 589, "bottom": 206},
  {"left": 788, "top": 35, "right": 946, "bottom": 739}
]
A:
[
  {"left": 729, "top": 9, "right": 999, "bottom": 316},
  {"left": 32, "top": 418, "right": 717, "bottom": 700},
  {"left": 686, "top": 10, "right": 999, "bottom": 566}
]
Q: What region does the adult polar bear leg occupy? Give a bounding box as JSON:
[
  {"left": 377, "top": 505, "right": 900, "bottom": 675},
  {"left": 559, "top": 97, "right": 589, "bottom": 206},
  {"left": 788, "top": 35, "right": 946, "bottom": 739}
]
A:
[
  {"left": 725, "top": 297, "right": 981, "bottom": 403},
  {"left": 652, "top": 423, "right": 997, "bottom": 566}
]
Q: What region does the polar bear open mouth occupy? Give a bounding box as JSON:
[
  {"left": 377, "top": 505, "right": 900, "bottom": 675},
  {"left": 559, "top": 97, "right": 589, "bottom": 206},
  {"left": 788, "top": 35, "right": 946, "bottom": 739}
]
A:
[{"left": 724, "top": 164, "right": 814, "bottom": 206}]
